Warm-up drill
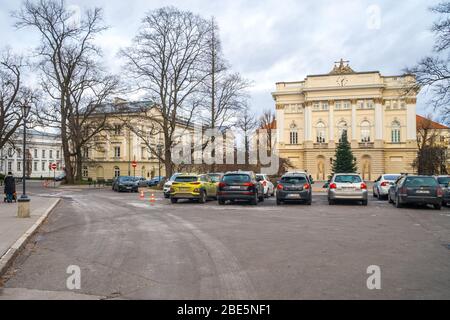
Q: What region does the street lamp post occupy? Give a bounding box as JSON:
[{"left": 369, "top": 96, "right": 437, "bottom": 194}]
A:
[{"left": 18, "top": 104, "right": 31, "bottom": 218}]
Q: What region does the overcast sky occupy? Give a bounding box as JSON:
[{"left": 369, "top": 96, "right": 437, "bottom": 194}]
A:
[{"left": 0, "top": 0, "right": 442, "bottom": 117}]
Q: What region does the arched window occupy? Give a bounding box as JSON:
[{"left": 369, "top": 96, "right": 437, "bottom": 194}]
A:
[
  {"left": 391, "top": 121, "right": 401, "bottom": 143},
  {"left": 290, "top": 123, "right": 299, "bottom": 145},
  {"left": 316, "top": 122, "right": 326, "bottom": 143},
  {"left": 114, "top": 166, "right": 120, "bottom": 178},
  {"left": 360, "top": 121, "right": 371, "bottom": 142},
  {"left": 82, "top": 166, "right": 88, "bottom": 178},
  {"left": 337, "top": 121, "right": 348, "bottom": 142}
]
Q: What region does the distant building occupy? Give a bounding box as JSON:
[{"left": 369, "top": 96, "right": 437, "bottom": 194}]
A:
[
  {"left": 0, "top": 130, "right": 65, "bottom": 178},
  {"left": 272, "top": 60, "right": 420, "bottom": 180}
]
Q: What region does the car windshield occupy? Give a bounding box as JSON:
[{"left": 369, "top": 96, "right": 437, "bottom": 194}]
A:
[
  {"left": 281, "top": 176, "right": 307, "bottom": 184},
  {"left": 384, "top": 175, "right": 401, "bottom": 181},
  {"left": 118, "top": 177, "right": 134, "bottom": 182},
  {"left": 223, "top": 174, "right": 251, "bottom": 183},
  {"left": 175, "top": 176, "right": 198, "bottom": 183},
  {"left": 256, "top": 175, "right": 265, "bottom": 181},
  {"left": 334, "top": 175, "right": 362, "bottom": 183},
  {"left": 405, "top": 177, "right": 438, "bottom": 187},
  {"left": 209, "top": 175, "right": 222, "bottom": 182},
  {"left": 437, "top": 177, "right": 450, "bottom": 186}
]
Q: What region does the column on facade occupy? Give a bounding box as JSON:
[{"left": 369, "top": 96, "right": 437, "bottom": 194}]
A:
[
  {"left": 276, "top": 104, "right": 285, "bottom": 144},
  {"left": 374, "top": 98, "right": 384, "bottom": 140},
  {"left": 406, "top": 98, "right": 417, "bottom": 141},
  {"left": 328, "top": 100, "right": 335, "bottom": 143},
  {"left": 351, "top": 99, "right": 357, "bottom": 140},
  {"left": 304, "top": 102, "right": 313, "bottom": 142}
]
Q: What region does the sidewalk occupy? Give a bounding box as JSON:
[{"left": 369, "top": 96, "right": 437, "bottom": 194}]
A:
[{"left": 0, "top": 196, "right": 61, "bottom": 277}]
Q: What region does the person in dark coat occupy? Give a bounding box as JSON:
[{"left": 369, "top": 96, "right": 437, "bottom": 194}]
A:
[{"left": 4, "top": 172, "right": 16, "bottom": 203}]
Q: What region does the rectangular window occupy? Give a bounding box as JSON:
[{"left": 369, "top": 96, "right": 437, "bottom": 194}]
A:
[
  {"left": 313, "top": 103, "right": 320, "bottom": 111},
  {"left": 335, "top": 102, "right": 341, "bottom": 110},
  {"left": 114, "top": 125, "right": 122, "bottom": 135},
  {"left": 114, "top": 147, "right": 121, "bottom": 158},
  {"left": 141, "top": 147, "right": 146, "bottom": 160},
  {"left": 17, "top": 161, "right": 21, "bottom": 172},
  {"left": 392, "top": 130, "right": 401, "bottom": 143},
  {"left": 290, "top": 132, "right": 299, "bottom": 145},
  {"left": 42, "top": 150, "right": 46, "bottom": 158},
  {"left": 358, "top": 101, "right": 365, "bottom": 109},
  {"left": 49, "top": 150, "right": 53, "bottom": 159},
  {"left": 8, "top": 161, "right": 12, "bottom": 171},
  {"left": 17, "top": 149, "right": 22, "bottom": 158},
  {"left": 34, "top": 161, "right": 38, "bottom": 171},
  {"left": 367, "top": 101, "right": 374, "bottom": 109},
  {"left": 56, "top": 150, "right": 60, "bottom": 159},
  {"left": 343, "top": 102, "right": 350, "bottom": 109},
  {"left": 34, "top": 149, "right": 38, "bottom": 158},
  {"left": 322, "top": 102, "right": 329, "bottom": 111},
  {"left": 42, "top": 161, "right": 46, "bottom": 171}
]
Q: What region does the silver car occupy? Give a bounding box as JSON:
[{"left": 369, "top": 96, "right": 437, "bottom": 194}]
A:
[
  {"left": 327, "top": 173, "right": 368, "bottom": 206},
  {"left": 373, "top": 174, "right": 401, "bottom": 199}
]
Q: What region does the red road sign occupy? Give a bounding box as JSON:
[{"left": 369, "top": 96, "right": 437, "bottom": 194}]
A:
[
  {"left": 51, "top": 163, "right": 57, "bottom": 170},
  {"left": 132, "top": 161, "right": 137, "bottom": 168}
]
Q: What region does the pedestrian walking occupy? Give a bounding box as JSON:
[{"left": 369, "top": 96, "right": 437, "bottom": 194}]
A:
[{"left": 4, "top": 172, "right": 16, "bottom": 203}]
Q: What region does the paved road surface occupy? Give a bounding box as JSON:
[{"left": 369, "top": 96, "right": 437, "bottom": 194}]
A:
[{"left": 1, "top": 184, "right": 449, "bottom": 299}]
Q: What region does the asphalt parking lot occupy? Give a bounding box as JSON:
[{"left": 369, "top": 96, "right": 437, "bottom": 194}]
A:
[{"left": 1, "top": 184, "right": 449, "bottom": 299}]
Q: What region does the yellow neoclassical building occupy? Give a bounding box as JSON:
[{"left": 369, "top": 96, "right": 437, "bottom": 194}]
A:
[{"left": 272, "top": 60, "right": 419, "bottom": 181}]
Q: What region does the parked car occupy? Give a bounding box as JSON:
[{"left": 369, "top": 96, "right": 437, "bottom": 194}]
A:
[
  {"left": 276, "top": 172, "right": 312, "bottom": 205},
  {"left": 388, "top": 175, "right": 443, "bottom": 210},
  {"left": 148, "top": 176, "right": 165, "bottom": 187},
  {"left": 436, "top": 175, "right": 450, "bottom": 207},
  {"left": 134, "top": 176, "right": 148, "bottom": 188},
  {"left": 54, "top": 173, "right": 66, "bottom": 182},
  {"left": 327, "top": 173, "right": 368, "bottom": 206},
  {"left": 163, "top": 173, "right": 182, "bottom": 198},
  {"left": 217, "top": 171, "right": 264, "bottom": 205},
  {"left": 256, "top": 174, "right": 275, "bottom": 198},
  {"left": 112, "top": 176, "right": 139, "bottom": 193},
  {"left": 373, "top": 174, "right": 401, "bottom": 199},
  {"left": 169, "top": 174, "right": 217, "bottom": 204},
  {"left": 207, "top": 173, "right": 224, "bottom": 185}
]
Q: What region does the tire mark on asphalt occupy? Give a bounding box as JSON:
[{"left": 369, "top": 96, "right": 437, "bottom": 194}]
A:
[{"left": 164, "top": 212, "right": 257, "bottom": 300}]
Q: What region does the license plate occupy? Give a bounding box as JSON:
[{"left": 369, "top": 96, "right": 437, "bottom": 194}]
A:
[
  {"left": 180, "top": 188, "right": 190, "bottom": 192},
  {"left": 230, "top": 186, "right": 241, "bottom": 190},
  {"left": 416, "top": 190, "right": 430, "bottom": 194},
  {"left": 126, "top": 187, "right": 131, "bottom": 190},
  {"left": 287, "top": 194, "right": 301, "bottom": 198}
]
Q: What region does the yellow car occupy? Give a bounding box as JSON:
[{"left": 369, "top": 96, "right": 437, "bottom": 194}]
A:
[{"left": 170, "top": 174, "right": 218, "bottom": 204}]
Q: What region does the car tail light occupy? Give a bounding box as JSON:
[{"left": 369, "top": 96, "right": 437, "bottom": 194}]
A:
[
  {"left": 380, "top": 181, "right": 389, "bottom": 187},
  {"left": 243, "top": 182, "right": 255, "bottom": 187},
  {"left": 361, "top": 183, "right": 367, "bottom": 190},
  {"left": 329, "top": 183, "right": 337, "bottom": 189},
  {"left": 218, "top": 182, "right": 227, "bottom": 188},
  {"left": 304, "top": 183, "right": 310, "bottom": 190},
  {"left": 277, "top": 184, "right": 284, "bottom": 190},
  {"left": 437, "top": 187, "right": 443, "bottom": 197},
  {"left": 400, "top": 187, "right": 407, "bottom": 195}
]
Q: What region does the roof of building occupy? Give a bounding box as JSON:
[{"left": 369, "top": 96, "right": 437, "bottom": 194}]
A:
[{"left": 416, "top": 115, "right": 449, "bottom": 130}]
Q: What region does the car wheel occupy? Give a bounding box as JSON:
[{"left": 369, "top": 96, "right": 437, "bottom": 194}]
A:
[
  {"left": 373, "top": 188, "right": 378, "bottom": 198},
  {"left": 328, "top": 199, "right": 335, "bottom": 205},
  {"left": 276, "top": 199, "right": 282, "bottom": 205},
  {"left": 434, "top": 203, "right": 442, "bottom": 210},
  {"left": 199, "top": 190, "right": 207, "bottom": 204},
  {"left": 218, "top": 198, "right": 225, "bottom": 205},
  {"left": 258, "top": 193, "right": 264, "bottom": 202},
  {"left": 388, "top": 193, "right": 393, "bottom": 204},
  {"left": 164, "top": 193, "right": 170, "bottom": 199},
  {"left": 395, "top": 196, "right": 402, "bottom": 208},
  {"left": 250, "top": 193, "right": 258, "bottom": 205},
  {"left": 170, "top": 198, "right": 178, "bottom": 204}
]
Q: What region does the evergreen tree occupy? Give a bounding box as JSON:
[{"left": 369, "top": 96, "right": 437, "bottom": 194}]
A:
[{"left": 332, "top": 130, "right": 357, "bottom": 173}]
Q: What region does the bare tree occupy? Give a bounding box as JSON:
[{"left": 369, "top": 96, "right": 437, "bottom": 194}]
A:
[
  {"left": 14, "top": 0, "right": 118, "bottom": 183},
  {"left": 414, "top": 115, "right": 449, "bottom": 174},
  {"left": 405, "top": 2, "right": 450, "bottom": 123},
  {"left": 120, "top": 7, "right": 211, "bottom": 177},
  {"left": 0, "top": 49, "right": 36, "bottom": 150},
  {"left": 236, "top": 106, "right": 258, "bottom": 166},
  {"left": 258, "top": 109, "right": 276, "bottom": 154}
]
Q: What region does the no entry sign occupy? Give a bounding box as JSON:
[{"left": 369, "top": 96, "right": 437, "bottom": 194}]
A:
[
  {"left": 132, "top": 161, "right": 137, "bottom": 168},
  {"left": 51, "top": 163, "right": 57, "bottom": 170}
]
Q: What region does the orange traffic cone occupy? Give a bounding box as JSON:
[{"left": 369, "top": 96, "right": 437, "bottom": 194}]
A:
[
  {"left": 140, "top": 190, "right": 145, "bottom": 200},
  {"left": 150, "top": 193, "right": 156, "bottom": 204}
]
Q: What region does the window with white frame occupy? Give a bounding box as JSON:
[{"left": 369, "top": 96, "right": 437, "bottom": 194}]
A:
[
  {"left": 34, "top": 149, "right": 38, "bottom": 158},
  {"left": 335, "top": 102, "right": 341, "bottom": 110},
  {"left": 343, "top": 101, "right": 351, "bottom": 110},
  {"left": 316, "top": 122, "right": 326, "bottom": 143},
  {"left": 49, "top": 150, "right": 53, "bottom": 159},
  {"left": 42, "top": 161, "right": 46, "bottom": 171},
  {"left": 34, "top": 161, "right": 38, "bottom": 171},
  {"left": 290, "top": 123, "right": 299, "bottom": 145},
  {"left": 321, "top": 102, "right": 329, "bottom": 111},
  {"left": 114, "top": 166, "right": 120, "bottom": 178},
  {"left": 391, "top": 121, "right": 401, "bottom": 143},
  {"left": 313, "top": 102, "right": 320, "bottom": 111},
  {"left": 83, "top": 166, "right": 89, "bottom": 178},
  {"left": 56, "top": 150, "right": 60, "bottom": 159},
  {"left": 8, "top": 161, "right": 12, "bottom": 171},
  {"left": 361, "top": 121, "right": 371, "bottom": 142},
  {"left": 114, "top": 146, "right": 121, "bottom": 158},
  {"left": 338, "top": 121, "right": 348, "bottom": 142},
  {"left": 17, "top": 161, "right": 21, "bottom": 172},
  {"left": 42, "top": 150, "right": 46, "bottom": 158}
]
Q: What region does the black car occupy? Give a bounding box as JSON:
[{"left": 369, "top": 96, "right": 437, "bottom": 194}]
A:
[
  {"left": 388, "top": 175, "right": 443, "bottom": 210},
  {"left": 276, "top": 172, "right": 312, "bottom": 205},
  {"left": 112, "top": 176, "right": 139, "bottom": 193},
  {"left": 436, "top": 176, "right": 450, "bottom": 206},
  {"left": 217, "top": 171, "right": 264, "bottom": 205}
]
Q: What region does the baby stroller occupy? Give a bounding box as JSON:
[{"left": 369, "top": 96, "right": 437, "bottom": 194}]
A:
[{"left": 4, "top": 192, "right": 17, "bottom": 203}]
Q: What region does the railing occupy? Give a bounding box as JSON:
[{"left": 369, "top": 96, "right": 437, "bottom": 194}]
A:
[
  {"left": 314, "top": 143, "right": 328, "bottom": 149},
  {"left": 359, "top": 142, "right": 374, "bottom": 148}
]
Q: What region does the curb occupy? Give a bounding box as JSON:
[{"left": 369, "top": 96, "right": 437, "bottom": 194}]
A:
[{"left": 0, "top": 198, "right": 61, "bottom": 278}]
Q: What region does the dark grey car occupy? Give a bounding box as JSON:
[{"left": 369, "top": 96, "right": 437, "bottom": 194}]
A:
[
  {"left": 276, "top": 173, "right": 312, "bottom": 205},
  {"left": 217, "top": 171, "right": 264, "bottom": 205},
  {"left": 436, "top": 176, "right": 450, "bottom": 206},
  {"left": 389, "top": 175, "right": 443, "bottom": 210}
]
